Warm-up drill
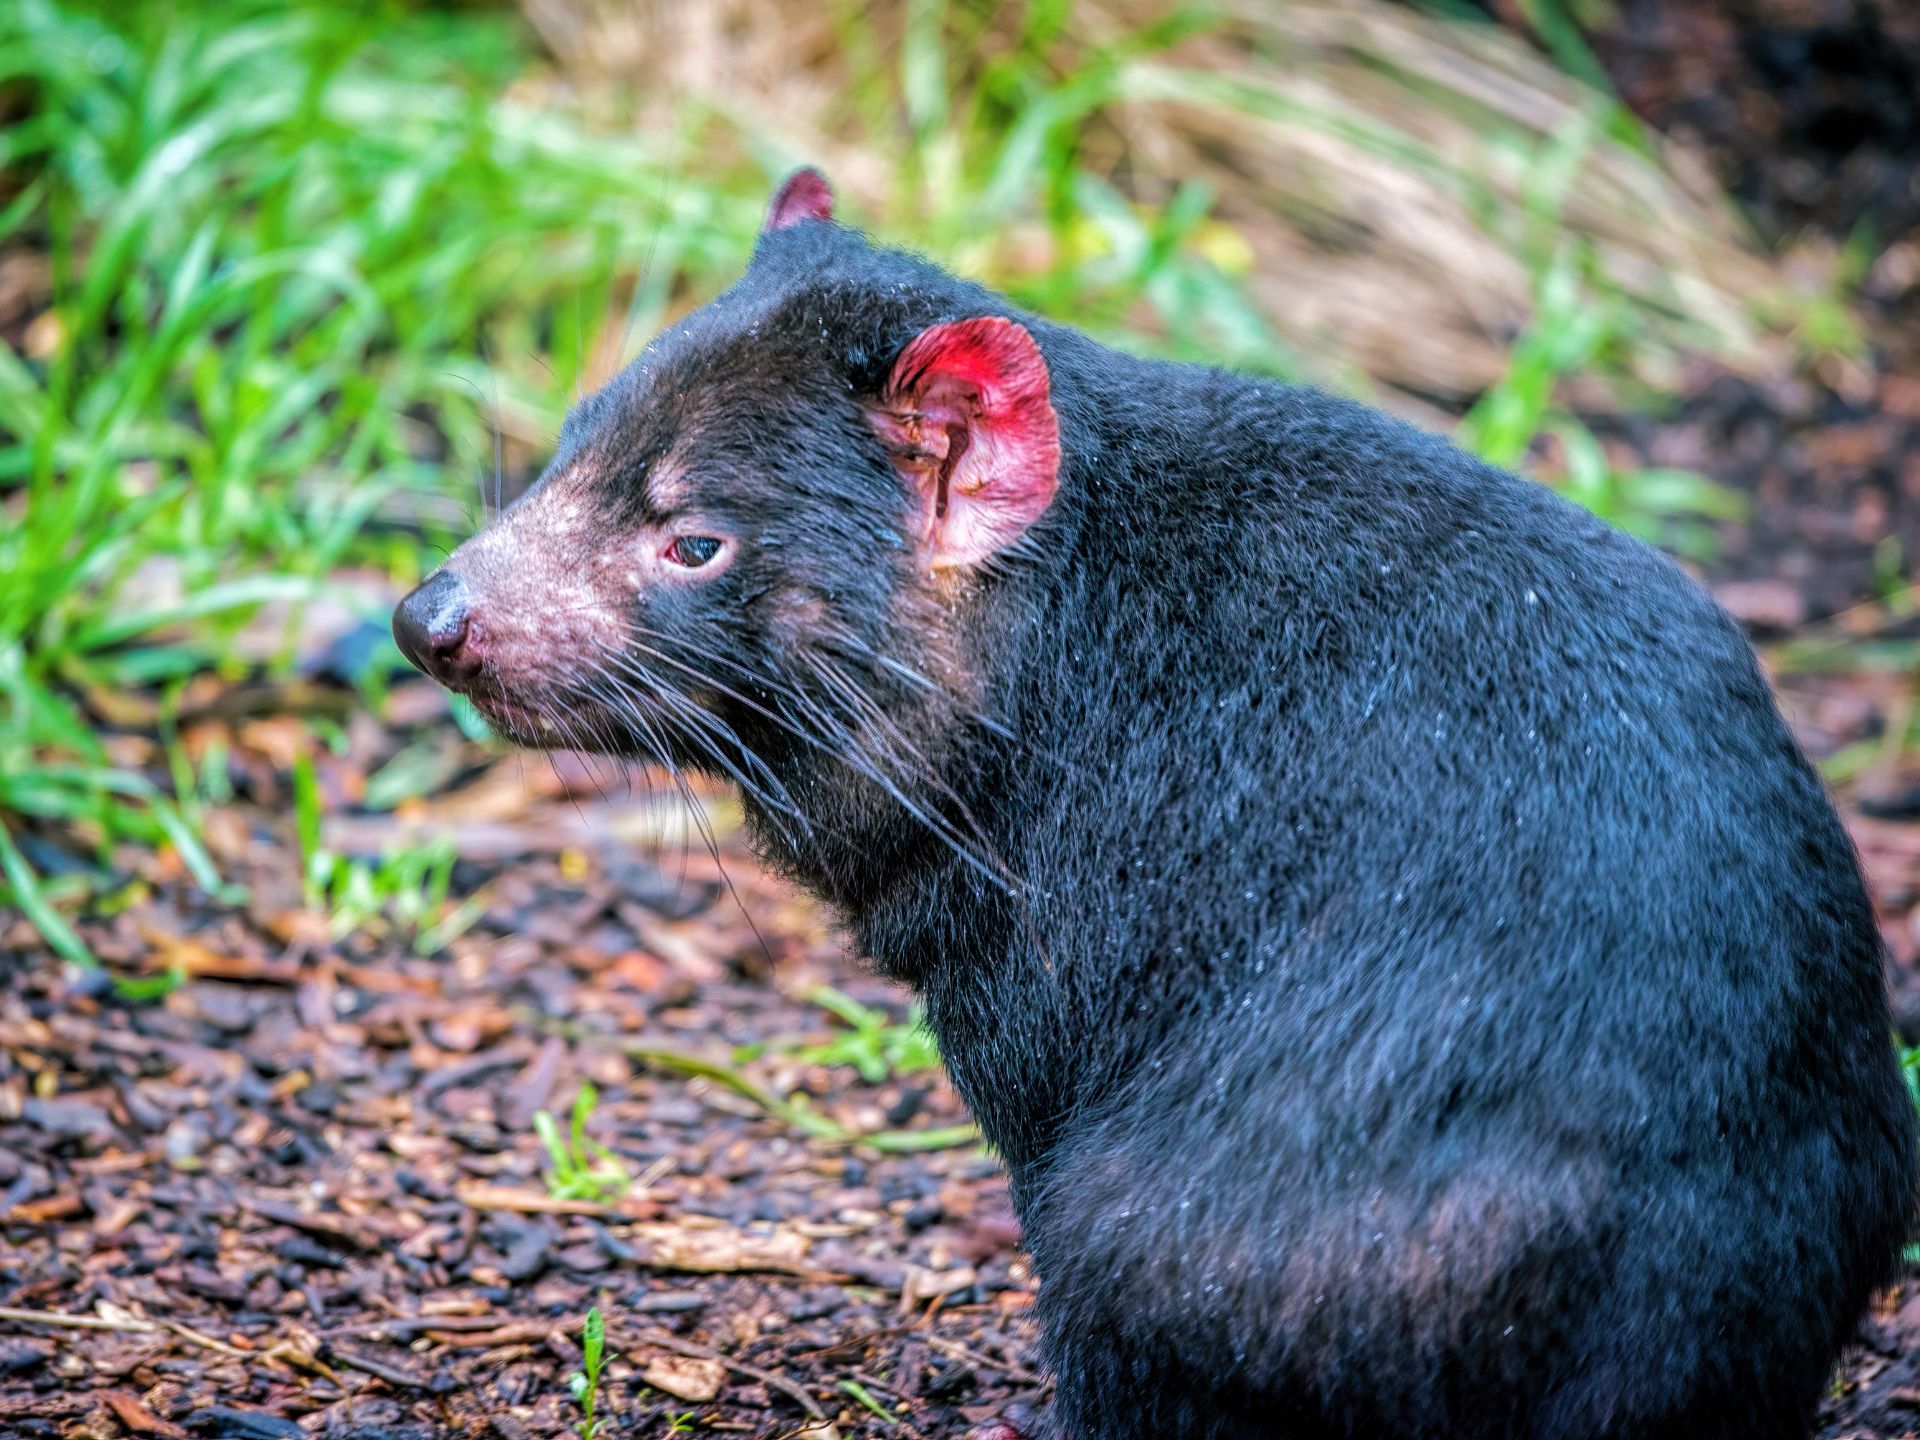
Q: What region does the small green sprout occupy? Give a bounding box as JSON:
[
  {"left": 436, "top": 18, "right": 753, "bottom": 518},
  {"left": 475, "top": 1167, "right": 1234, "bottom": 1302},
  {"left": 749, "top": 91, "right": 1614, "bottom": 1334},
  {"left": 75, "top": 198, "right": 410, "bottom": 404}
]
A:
[
  {"left": 293, "top": 750, "right": 487, "bottom": 953},
  {"left": 567, "top": 1305, "right": 608, "bottom": 1439},
  {"left": 535, "top": 1084, "right": 633, "bottom": 1206},
  {"left": 108, "top": 968, "right": 188, "bottom": 1003},
  {"left": 792, "top": 987, "right": 942, "bottom": 1084},
  {"left": 838, "top": 1378, "right": 898, "bottom": 1428}
]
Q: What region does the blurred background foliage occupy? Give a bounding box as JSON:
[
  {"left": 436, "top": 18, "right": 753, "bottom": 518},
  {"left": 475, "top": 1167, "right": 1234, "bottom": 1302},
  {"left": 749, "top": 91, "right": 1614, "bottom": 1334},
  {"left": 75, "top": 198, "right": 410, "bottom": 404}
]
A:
[{"left": 0, "top": 0, "right": 1912, "bottom": 960}]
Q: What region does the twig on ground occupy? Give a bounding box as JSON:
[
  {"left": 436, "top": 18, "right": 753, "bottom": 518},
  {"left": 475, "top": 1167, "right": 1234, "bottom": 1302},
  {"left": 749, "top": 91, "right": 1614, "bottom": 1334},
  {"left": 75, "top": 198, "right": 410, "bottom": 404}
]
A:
[
  {"left": 925, "top": 1334, "right": 1040, "bottom": 1385},
  {"left": 0, "top": 1306, "right": 161, "bottom": 1334},
  {"left": 332, "top": 1347, "right": 443, "bottom": 1390}
]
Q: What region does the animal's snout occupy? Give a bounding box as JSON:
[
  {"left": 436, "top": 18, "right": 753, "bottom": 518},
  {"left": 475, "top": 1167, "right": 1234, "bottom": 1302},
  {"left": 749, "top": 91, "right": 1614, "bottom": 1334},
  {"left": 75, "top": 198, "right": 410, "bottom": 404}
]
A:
[{"left": 393, "top": 569, "right": 477, "bottom": 685}]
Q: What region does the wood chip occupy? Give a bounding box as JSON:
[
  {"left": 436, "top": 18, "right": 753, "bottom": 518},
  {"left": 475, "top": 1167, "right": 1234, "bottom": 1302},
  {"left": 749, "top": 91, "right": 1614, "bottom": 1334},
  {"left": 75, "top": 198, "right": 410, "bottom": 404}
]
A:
[
  {"left": 98, "top": 1390, "right": 190, "bottom": 1438},
  {"left": 627, "top": 1221, "right": 836, "bottom": 1279},
  {"left": 454, "top": 1182, "right": 653, "bottom": 1217},
  {"left": 640, "top": 1353, "right": 727, "bottom": 1402}
]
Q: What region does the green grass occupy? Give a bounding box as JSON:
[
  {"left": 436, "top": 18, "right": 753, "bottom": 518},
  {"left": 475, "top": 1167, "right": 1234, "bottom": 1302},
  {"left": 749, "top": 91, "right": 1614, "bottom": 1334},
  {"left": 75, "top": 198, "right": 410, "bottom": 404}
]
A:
[
  {"left": 1458, "top": 241, "right": 1745, "bottom": 559},
  {"left": 0, "top": 0, "right": 1777, "bottom": 965},
  {"left": 839, "top": 1378, "right": 900, "bottom": 1427},
  {"left": 790, "top": 986, "right": 944, "bottom": 1085},
  {"left": 535, "top": 1083, "right": 634, "bottom": 1206},
  {"left": 0, "top": 0, "right": 743, "bottom": 958},
  {"left": 292, "top": 745, "right": 490, "bottom": 952}
]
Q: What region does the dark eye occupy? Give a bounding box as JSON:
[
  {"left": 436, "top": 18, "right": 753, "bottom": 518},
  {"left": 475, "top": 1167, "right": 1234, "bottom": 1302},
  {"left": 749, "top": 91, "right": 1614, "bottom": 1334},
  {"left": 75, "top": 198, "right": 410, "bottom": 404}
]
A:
[{"left": 665, "top": 536, "right": 723, "bottom": 568}]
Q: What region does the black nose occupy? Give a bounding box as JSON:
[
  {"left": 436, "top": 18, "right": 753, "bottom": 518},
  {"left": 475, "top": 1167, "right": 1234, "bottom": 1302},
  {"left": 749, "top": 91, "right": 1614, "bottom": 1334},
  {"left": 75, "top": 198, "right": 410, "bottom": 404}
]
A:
[{"left": 393, "top": 570, "right": 476, "bottom": 684}]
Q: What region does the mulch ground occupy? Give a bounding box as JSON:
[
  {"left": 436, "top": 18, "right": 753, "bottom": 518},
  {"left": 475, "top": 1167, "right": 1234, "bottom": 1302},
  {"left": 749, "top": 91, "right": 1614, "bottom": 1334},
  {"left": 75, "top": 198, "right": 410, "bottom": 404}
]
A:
[{"left": 1, "top": 687, "right": 1049, "bottom": 1439}]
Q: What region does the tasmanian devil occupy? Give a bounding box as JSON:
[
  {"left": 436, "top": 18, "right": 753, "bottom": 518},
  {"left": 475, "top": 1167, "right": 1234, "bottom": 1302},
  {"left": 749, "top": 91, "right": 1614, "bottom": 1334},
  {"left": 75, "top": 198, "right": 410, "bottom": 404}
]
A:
[{"left": 393, "top": 168, "right": 1917, "bottom": 1439}]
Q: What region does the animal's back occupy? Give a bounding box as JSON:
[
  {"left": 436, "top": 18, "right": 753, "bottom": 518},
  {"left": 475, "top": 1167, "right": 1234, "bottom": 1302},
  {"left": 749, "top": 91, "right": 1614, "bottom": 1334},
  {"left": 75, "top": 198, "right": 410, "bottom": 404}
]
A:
[{"left": 917, "top": 368, "right": 1917, "bottom": 1439}]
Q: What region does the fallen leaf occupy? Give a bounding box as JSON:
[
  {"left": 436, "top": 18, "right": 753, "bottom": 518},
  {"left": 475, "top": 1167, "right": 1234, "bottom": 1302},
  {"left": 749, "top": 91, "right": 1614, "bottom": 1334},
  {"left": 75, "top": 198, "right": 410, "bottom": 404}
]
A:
[{"left": 899, "top": 1264, "right": 978, "bottom": 1312}]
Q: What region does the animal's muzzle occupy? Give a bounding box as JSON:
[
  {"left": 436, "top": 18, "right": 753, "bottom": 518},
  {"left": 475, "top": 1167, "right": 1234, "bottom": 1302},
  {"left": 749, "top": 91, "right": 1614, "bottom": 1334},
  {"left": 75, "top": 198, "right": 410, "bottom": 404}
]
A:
[{"left": 392, "top": 569, "right": 478, "bottom": 686}]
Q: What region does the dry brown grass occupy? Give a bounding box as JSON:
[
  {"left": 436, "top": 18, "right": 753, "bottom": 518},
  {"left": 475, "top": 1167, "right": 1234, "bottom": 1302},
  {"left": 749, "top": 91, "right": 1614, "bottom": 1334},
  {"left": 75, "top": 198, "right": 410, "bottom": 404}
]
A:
[{"left": 516, "top": 0, "right": 1803, "bottom": 412}]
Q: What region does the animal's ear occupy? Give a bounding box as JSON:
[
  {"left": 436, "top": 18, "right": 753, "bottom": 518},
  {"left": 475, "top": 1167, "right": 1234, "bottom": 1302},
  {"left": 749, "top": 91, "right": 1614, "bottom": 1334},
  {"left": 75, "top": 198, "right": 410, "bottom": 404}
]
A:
[
  {"left": 867, "top": 318, "right": 1061, "bottom": 570},
  {"left": 763, "top": 167, "right": 834, "bottom": 233}
]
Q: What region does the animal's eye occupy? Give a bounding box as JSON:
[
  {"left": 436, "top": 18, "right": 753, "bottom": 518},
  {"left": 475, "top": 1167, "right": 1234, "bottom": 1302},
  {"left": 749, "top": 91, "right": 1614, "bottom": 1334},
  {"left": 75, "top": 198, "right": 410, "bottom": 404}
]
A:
[{"left": 665, "top": 536, "right": 723, "bottom": 568}]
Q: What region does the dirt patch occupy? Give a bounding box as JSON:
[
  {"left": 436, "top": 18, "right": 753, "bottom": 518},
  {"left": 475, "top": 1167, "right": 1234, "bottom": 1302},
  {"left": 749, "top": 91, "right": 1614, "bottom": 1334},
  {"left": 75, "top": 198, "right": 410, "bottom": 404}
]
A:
[
  {"left": 1533, "top": 0, "right": 1920, "bottom": 620},
  {"left": 1593, "top": 0, "right": 1920, "bottom": 246}
]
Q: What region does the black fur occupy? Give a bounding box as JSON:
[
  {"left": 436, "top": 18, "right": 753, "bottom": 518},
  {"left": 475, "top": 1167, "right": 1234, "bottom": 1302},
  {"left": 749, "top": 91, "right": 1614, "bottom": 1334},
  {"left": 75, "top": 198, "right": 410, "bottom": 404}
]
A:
[{"left": 420, "top": 213, "right": 1918, "bottom": 1439}]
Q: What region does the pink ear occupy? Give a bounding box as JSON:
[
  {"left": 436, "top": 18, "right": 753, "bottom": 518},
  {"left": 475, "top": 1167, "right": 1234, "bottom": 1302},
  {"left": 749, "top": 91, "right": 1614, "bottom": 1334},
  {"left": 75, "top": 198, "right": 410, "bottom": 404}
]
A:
[
  {"left": 763, "top": 167, "right": 833, "bottom": 232},
  {"left": 868, "top": 318, "right": 1061, "bottom": 569}
]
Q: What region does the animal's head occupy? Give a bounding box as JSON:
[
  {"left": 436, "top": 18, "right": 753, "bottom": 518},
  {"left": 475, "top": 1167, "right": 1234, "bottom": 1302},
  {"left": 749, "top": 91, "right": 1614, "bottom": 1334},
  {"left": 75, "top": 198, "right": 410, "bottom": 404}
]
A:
[{"left": 391, "top": 169, "right": 1066, "bottom": 871}]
